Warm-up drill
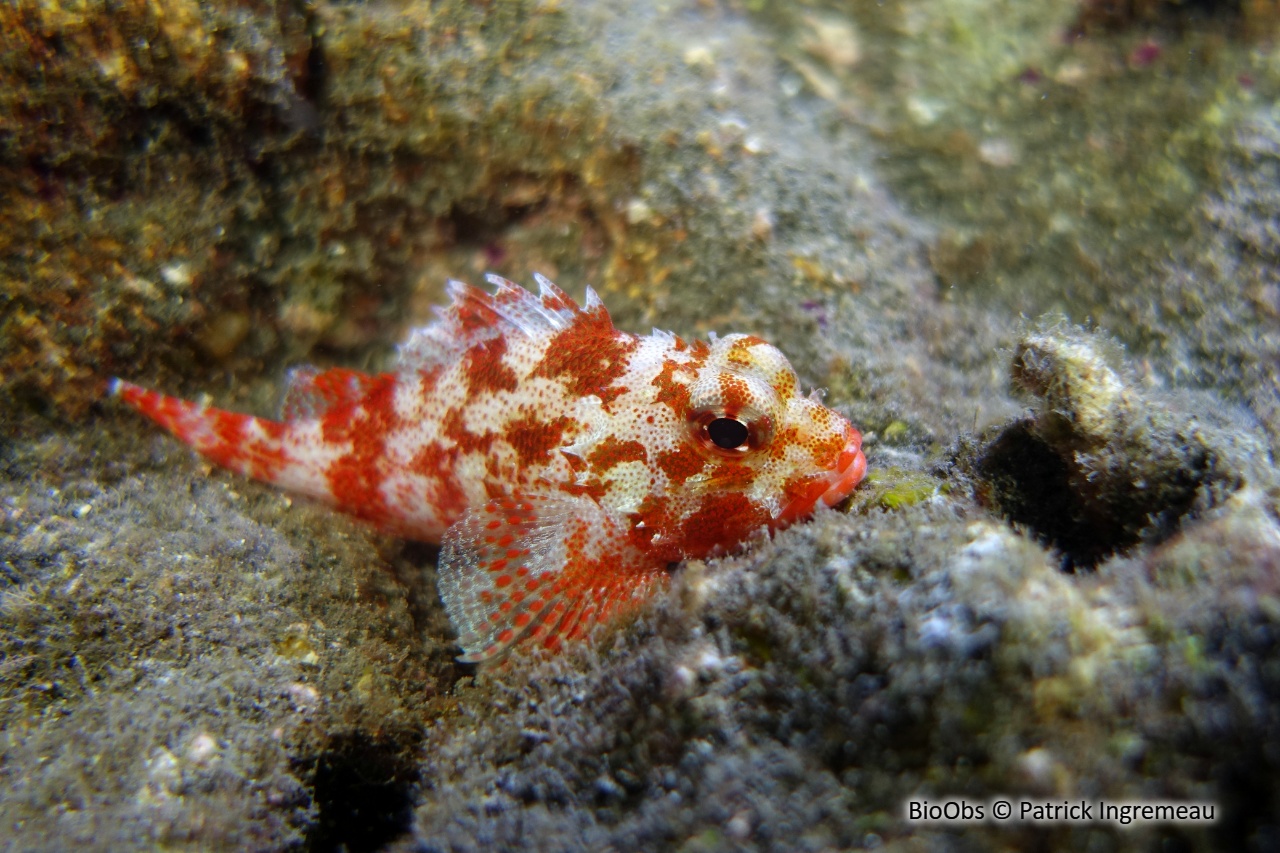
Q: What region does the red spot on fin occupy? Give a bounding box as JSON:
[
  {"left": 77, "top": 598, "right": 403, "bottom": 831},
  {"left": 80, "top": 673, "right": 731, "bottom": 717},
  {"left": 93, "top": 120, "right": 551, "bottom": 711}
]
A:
[
  {"left": 461, "top": 334, "right": 518, "bottom": 395},
  {"left": 318, "top": 372, "right": 401, "bottom": 525},
  {"left": 438, "top": 493, "right": 665, "bottom": 663}
]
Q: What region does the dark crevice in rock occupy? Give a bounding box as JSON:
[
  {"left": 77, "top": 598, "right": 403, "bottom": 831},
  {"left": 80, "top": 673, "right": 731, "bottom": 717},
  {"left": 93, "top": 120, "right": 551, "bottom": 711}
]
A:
[
  {"left": 303, "top": 730, "right": 422, "bottom": 853},
  {"left": 967, "top": 328, "right": 1245, "bottom": 571},
  {"left": 975, "top": 418, "right": 1199, "bottom": 570}
]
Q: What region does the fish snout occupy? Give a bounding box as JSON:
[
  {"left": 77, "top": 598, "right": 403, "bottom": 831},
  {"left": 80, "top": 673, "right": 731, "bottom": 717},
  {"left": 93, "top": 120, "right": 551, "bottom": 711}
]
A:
[
  {"left": 775, "top": 423, "right": 866, "bottom": 525},
  {"left": 820, "top": 431, "right": 867, "bottom": 509}
]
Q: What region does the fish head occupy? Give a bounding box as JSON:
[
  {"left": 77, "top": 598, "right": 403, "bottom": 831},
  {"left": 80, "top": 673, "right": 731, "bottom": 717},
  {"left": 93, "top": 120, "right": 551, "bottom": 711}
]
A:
[
  {"left": 687, "top": 333, "right": 865, "bottom": 523},
  {"left": 617, "top": 332, "right": 865, "bottom": 561}
]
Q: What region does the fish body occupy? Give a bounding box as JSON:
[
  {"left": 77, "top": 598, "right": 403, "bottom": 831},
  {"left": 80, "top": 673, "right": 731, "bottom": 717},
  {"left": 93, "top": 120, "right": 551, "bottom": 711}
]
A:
[{"left": 114, "top": 274, "right": 866, "bottom": 662}]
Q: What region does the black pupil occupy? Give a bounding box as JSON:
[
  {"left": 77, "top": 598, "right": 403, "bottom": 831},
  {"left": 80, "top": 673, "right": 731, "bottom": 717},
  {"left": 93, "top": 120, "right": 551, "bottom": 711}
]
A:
[{"left": 707, "top": 417, "right": 749, "bottom": 450}]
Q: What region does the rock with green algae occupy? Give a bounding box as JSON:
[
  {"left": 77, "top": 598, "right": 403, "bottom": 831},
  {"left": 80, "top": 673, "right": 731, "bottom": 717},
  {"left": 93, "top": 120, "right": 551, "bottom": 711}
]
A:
[
  {"left": 1130, "top": 102, "right": 1280, "bottom": 456},
  {"left": 402, "top": 327, "right": 1279, "bottom": 851},
  {"left": 0, "top": 429, "right": 450, "bottom": 850},
  {"left": 0, "top": 0, "right": 319, "bottom": 421},
  {"left": 850, "top": 467, "right": 949, "bottom": 512},
  {"left": 755, "top": 0, "right": 1280, "bottom": 443},
  {"left": 407, "top": 492, "right": 1279, "bottom": 851},
  {"left": 0, "top": 0, "right": 1014, "bottom": 445},
  {"left": 968, "top": 322, "right": 1273, "bottom": 570},
  {"left": 2, "top": 0, "right": 1280, "bottom": 850}
]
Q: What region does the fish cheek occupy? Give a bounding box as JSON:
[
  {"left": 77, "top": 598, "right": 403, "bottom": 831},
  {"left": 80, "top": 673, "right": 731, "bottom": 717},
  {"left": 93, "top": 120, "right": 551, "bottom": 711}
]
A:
[{"left": 676, "top": 493, "right": 768, "bottom": 559}]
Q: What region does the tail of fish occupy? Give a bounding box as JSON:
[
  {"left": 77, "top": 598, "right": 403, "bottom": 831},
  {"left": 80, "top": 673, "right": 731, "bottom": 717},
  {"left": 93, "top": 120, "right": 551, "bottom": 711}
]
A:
[{"left": 109, "top": 378, "right": 333, "bottom": 504}]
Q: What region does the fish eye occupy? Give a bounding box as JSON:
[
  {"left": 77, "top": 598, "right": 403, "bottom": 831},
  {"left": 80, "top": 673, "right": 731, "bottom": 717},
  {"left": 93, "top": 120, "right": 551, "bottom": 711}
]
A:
[
  {"left": 707, "top": 417, "right": 749, "bottom": 450},
  {"left": 689, "top": 406, "right": 772, "bottom": 458}
]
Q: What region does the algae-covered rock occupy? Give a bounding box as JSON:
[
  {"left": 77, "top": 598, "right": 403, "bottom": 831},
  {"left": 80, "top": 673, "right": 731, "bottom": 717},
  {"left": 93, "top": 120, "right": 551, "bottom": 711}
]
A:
[
  {"left": 969, "top": 323, "right": 1272, "bottom": 569},
  {"left": 0, "top": 428, "right": 448, "bottom": 849},
  {"left": 3, "top": 0, "right": 1280, "bottom": 850},
  {"left": 405, "top": 329, "right": 1279, "bottom": 851}
]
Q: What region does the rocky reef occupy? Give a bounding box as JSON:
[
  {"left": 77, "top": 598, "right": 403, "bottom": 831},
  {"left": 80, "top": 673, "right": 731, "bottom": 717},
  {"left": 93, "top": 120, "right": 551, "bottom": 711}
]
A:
[{"left": 2, "top": 0, "right": 1278, "bottom": 850}]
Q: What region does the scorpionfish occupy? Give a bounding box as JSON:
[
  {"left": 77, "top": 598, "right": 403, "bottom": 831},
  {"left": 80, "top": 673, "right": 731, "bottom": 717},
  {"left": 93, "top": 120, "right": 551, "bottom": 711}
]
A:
[{"left": 113, "top": 274, "right": 866, "bottom": 662}]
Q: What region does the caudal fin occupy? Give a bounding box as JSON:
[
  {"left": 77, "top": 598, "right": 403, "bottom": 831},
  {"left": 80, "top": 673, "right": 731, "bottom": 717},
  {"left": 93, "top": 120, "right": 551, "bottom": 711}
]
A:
[{"left": 111, "top": 379, "right": 294, "bottom": 484}]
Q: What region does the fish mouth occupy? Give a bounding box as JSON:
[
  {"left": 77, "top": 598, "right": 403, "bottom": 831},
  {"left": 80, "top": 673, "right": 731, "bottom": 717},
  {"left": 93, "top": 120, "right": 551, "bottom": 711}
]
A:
[
  {"left": 819, "top": 442, "right": 867, "bottom": 508},
  {"left": 776, "top": 428, "right": 867, "bottom": 525}
]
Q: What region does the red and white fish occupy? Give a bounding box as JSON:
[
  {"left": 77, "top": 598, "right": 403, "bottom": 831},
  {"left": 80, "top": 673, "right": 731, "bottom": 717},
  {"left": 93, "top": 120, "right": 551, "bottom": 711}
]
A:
[{"left": 113, "top": 274, "right": 866, "bottom": 662}]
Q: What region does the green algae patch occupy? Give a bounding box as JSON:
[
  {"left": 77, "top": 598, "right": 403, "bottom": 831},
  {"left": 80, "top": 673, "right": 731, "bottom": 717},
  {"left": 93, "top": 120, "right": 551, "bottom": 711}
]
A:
[
  {"left": 881, "top": 420, "right": 911, "bottom": 443},
  {"left": 756, "top": 0, "right": 1280, "bottom": 321},
  {"left": 847, "top": 467, "right": 948, "bottom": 513},
  {"left": 274, "top": 623, "right": 322, "bottom": 665}
]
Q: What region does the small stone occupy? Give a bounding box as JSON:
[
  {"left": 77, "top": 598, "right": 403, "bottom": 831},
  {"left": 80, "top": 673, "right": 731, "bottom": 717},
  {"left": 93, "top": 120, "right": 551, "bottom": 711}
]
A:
[
  {"left": 683, "top": 45, "right": 714, "bottom": 70},
  {"left": 978, "top": 137, "right": 1019, "bottom": 168},
  {"left": 198, "top": 311, "right": 251, "bottom": 360},
  {"left": 751, "top": 208, "right": 775, "bottom": 241},
  {"left": 800, "top": 14, "right": 860, "bottom": 72},
  {"left": 159, "top": 262, "right": 194, "bottom": 288},
  {"left": 625, "top": 198, "right": 654, "bottom": 225},
  {"left": 285, "top": 682, "right": 321, "bottom": 713},
  {"left": 1014, "top": 747, "right": 1065, "bottom": 795},
  {"left": 726, "top": 810, "right": 753, "bottom": 840},
  {"left": 186, "top": 732, "right": 220, "bottom": 767}
]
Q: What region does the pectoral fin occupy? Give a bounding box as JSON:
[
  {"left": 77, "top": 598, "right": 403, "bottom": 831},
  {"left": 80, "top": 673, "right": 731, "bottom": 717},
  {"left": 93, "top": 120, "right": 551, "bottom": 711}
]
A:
[{"left": 437, "top": 493, "right": 665, "bottom": 663}]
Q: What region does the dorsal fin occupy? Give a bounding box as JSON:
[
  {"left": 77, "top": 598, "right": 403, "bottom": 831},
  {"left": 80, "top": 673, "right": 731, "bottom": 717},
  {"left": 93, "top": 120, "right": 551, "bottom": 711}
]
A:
[{"left": 395, "top": 274, "right": 605, "bottom": 373}]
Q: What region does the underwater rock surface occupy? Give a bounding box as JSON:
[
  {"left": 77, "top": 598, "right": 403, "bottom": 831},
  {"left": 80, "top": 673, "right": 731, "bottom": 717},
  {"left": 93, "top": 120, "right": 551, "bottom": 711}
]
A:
[{"left": 2, "top": 0, "right": 1278, "bottom": 850}]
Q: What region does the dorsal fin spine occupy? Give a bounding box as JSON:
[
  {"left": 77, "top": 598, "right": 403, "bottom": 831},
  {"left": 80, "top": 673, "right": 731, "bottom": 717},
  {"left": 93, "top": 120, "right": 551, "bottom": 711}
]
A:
[{"left": 394, "top": 274, "right": 589, "bottom": 374}]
